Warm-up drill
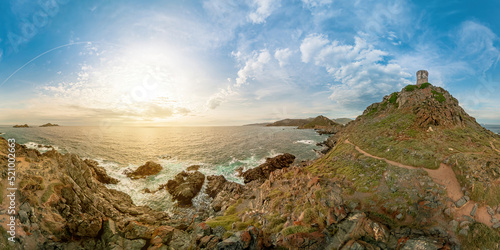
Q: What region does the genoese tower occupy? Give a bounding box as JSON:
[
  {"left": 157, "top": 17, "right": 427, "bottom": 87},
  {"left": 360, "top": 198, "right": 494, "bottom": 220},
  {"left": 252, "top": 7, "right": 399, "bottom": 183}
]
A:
[{"left": 416, "top": 70, "right": 428, "bottom": 86}]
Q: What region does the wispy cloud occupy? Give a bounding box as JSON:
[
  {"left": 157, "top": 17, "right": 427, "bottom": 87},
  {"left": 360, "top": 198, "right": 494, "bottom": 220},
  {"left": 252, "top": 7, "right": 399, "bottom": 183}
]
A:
[{"left": 300, "top": 34, "right": 411, "bottom": 109}]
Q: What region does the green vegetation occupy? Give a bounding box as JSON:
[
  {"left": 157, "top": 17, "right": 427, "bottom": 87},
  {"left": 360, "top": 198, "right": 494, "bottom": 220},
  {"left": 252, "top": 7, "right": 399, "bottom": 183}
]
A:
[
  {"left": 41, "top": 182, "right": 64, "bottom": 203},
  {"left": 460, "top": 222, "right": 500, "bottom": 249},
  {"left": 405, "top": 129, "right": 418, "bottom": 138},
  {"left": 351, "top": 106, "right": 495, "bottom": 170},
  {"left": 205, "top": 215, "right": 240, "bottom": 230},
  {"left": 281, "top": 225, "right": 316, "bottom": 237},
  {"left": 404, "top": 84, "right": 417, "bottom": 91},
  {"left": 306, "top": 143, "right": 387, "bottom": 191},
  {"left": 268, "top": 188, "right": 284, "bottom": 199},
  {"left": 205, "top": 198, "right": 246, "bottom": 230},
  {"left": 267, "top": 214, "right": 287, "bottom": 233},
  {"left": 388, "top": 92, "right": 398, "bottom": 104},
  {"left": 20, "top": 175, "right": 45, "bottom": 191},
  {"left": 367, "top": 212, "right": 396, "bottom": 229},
  {"left": 365, "top": 106, "right": 378, "bottom": 116},
  {"left": 470, "top": 181, "right": 500, "bottom": 207},
  {"left": 419, "top": 82, "right": 431, "bottom": 89},
  {"left": 302, "top": 208, "right": 316, "bottom": 224},
  {"left": 431, "top": 90, "right": 445, "bottom": 103}
]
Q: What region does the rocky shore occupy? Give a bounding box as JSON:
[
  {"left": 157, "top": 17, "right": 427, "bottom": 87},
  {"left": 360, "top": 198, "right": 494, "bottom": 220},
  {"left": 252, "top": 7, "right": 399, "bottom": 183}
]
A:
[
  {"left": 1, "top": 83, "right": 499, "bottom": 249},
  {"left": 0, "top": 136, "right": 484, "bottom": 250}
]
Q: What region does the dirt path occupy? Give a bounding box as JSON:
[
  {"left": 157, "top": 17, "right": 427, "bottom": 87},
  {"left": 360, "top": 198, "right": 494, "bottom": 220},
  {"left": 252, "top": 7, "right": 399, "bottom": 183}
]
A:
[
  {"left": 345, "top": 139, "right": 498, "bottom": 227},
  {"left": 490, "top": 141, "right": 500, "bottom": 154}
]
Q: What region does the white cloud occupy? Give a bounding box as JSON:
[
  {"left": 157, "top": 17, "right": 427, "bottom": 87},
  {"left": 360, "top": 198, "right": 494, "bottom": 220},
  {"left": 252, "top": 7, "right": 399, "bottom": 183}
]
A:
[
  {"left": 455, "top": 21, "right": 500, "bottom": 74},
  {"left": 300, "top": 34, "right": 411, "bottom": 109},
  {"left": 274, "top": 48, "right": 293, "bottom": 67},
  {"left": 302, "top": 0, "right": 333, "bottom": 8},
  {"left": 206, "top": 85, "right": 236, "bottom": 109},
  {"left": 248, "top": 0, "right": 281, "bottom": 24},
  {"left": 300, "top": 34, "right": 330, "bottom": 63},
  {"left": 235, "top": 49, "right": 272, "bottom": 86}
]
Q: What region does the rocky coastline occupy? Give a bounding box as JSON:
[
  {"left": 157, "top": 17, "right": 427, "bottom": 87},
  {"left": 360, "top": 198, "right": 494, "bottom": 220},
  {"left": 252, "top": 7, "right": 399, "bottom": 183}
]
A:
[
  {"left": 1, "top": 83, "right": 499, "bottom": 249},
  {"left": 0, "top": 136, "right": 474, "bottom": 249}
]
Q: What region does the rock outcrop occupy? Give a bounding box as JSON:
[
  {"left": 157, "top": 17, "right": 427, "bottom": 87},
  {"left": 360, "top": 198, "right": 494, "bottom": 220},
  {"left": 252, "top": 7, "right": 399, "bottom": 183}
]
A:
[
  {"left": 242, "top": 153, "right": 295, "bottom": 183},
  {"left": 126, "top": 161, "right": 163, "bottom": 179},
  {"left": 165, "top": 169, "right": 205, "bottom": 207},
  {"left": 40, "top": 123, "right": 59, "bottom": 127},
  {"left": 85, "top": 159, "right": 119, "bottom": 184},
  {"left": 13, "top": 124, "right": 29, "bottom": 128},
  {"left": 0, "top": 138, "right": 171, "bottom": 249}
]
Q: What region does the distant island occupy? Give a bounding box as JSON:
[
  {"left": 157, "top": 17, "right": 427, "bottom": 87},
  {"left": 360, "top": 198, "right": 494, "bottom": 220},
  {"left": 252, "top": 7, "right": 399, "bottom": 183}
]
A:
[
  {"left": 243, "top": 122, "right": 271, "bottom": 126},
  {"left": 266, "top": 117, "right": 352, "bottom": 127},
  {"left": 265, "top": 115, "right": 353, "bottom": 134},
  {"left": 40, "top": 123, "right": 60, "bottom": 127},
  {"left": 13, "top": 124, "right": 29, "bottom": 128}
]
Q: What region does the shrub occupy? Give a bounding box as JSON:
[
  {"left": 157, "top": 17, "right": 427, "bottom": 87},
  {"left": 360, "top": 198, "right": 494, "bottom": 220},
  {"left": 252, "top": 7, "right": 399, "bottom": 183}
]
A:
[
  {"left": 419, "top": 82, "right": 431, "bottom": 89},
  {"left": 281, "top": 225, "right": 315, "bottom": 236},
  {"left": 461, "top": 222, "right": 500, "bottom": 249},
  {"left": 388, "top": 92, "right": 398, "bottom": 104},
  {"left": 302, "top": 208, "right": 316, "bottom": 224},
  {"left": 431, "top": 90, "right": 445, "bottom": 103},
  {"left": 404, "top": 85, "right": 417, "bottom": 91},
  {"left": 205, "top": 215, "right": 240, "bottom": 230}
]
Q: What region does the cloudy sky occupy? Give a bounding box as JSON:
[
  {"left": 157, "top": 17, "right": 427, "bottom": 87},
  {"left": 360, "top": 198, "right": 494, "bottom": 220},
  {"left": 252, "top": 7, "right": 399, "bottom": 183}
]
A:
[{"left": 0, "top": 0, "right": 499, "bottom": 126}]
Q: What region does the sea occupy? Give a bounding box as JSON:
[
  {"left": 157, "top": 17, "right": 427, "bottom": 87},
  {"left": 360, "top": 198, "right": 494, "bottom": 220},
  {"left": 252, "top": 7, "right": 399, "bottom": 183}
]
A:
[{"left": 0, "top": 125, "right": 329, "bottom": 211}]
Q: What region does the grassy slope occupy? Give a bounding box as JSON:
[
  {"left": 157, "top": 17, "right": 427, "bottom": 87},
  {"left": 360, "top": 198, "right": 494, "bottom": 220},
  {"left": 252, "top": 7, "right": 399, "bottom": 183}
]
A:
[
  {"left": 345, "top": 85, "right": 500, "bottom": 208},
  {"left": 349, "top": 109, "right": 495, "bottom": 169}
]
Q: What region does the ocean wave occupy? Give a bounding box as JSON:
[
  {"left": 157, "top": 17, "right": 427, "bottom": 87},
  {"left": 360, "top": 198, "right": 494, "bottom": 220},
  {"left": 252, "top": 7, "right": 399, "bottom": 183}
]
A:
[
  {"left": 293, "top": 139, "right": 316, "bottom": 145},
  {"left": 97, "top": 153, "right": 273, "bottom": 210},
  {"left": 24, "top": 141, "right": 59, "bottom": 153}
]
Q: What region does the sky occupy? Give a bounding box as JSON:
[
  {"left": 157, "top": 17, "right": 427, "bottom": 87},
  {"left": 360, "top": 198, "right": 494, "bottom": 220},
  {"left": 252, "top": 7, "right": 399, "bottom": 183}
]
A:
[{"left": 0, "top": 0, "right": 499, "bottom": 126}]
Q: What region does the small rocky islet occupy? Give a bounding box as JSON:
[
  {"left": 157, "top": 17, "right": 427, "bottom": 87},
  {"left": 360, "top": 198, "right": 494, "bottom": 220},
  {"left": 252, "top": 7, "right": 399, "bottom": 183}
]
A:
[{"left": 1, "top": 71, "right": 499, "bottom": 249}]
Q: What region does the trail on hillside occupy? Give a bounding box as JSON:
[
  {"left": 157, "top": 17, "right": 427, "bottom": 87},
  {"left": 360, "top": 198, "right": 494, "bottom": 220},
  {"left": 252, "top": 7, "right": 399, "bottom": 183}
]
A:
[
  {"left": 490, "top": 141, "right": 500, "bottom": 154},
  {"left": 345, "top": 139, "right": 498, "bottom": 227}
]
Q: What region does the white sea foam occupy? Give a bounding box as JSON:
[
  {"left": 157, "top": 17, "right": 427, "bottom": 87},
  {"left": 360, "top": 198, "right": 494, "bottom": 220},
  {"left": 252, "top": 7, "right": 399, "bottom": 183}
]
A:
[
  {"left": 293, "top": 139, "right": 316, "bottom": 145},
  {"left": 24, "top": 141, "right": 59, "bottom": 153}
]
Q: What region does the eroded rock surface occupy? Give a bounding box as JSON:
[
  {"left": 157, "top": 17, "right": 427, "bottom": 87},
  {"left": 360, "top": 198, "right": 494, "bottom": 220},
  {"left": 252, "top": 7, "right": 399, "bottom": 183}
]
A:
[
  {"left": 126, "top": 161, "right": 163, "bottom": 179},
  {"left": 242, "top": 153, "right": 295, "bottom": 184}
]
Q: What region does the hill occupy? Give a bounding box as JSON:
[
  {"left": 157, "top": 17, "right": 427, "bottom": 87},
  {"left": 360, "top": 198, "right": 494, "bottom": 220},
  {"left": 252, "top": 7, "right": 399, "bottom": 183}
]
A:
[
  {"left": 306, "top": 82, "right": 500, "bottom": 248},
  {"left": 333, "top": 118, "right": 353, "bottom": 125},
  {"left": 266, "top": 118, "right": 313, "bottom": 127},
  {"left": 298, "top": 115, "right": 338, "bottom": 129}
]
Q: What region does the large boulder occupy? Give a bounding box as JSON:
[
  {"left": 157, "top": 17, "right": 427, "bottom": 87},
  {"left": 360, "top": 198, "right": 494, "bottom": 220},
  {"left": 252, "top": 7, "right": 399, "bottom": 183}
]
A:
[
  {"left": 166, "top": 170, "right": 205, "bottom": 207},
  {"left": 85, "top": 159, "right": 119, "bottom": 184},
  {"left": 242, "top": 153, "right": 295, "bottom": 184},
  {"left": 206, "top": 175, "right": 229, "bottom": 198},
  {"left": 126, "top": 161, "right": 163, "bottom": 179}
]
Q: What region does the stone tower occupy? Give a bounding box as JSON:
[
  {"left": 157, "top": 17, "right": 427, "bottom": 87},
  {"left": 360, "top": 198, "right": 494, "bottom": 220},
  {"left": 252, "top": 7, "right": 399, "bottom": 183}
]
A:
[{"left": 416, "top": 70, "right": 428, "bottom": 85}]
